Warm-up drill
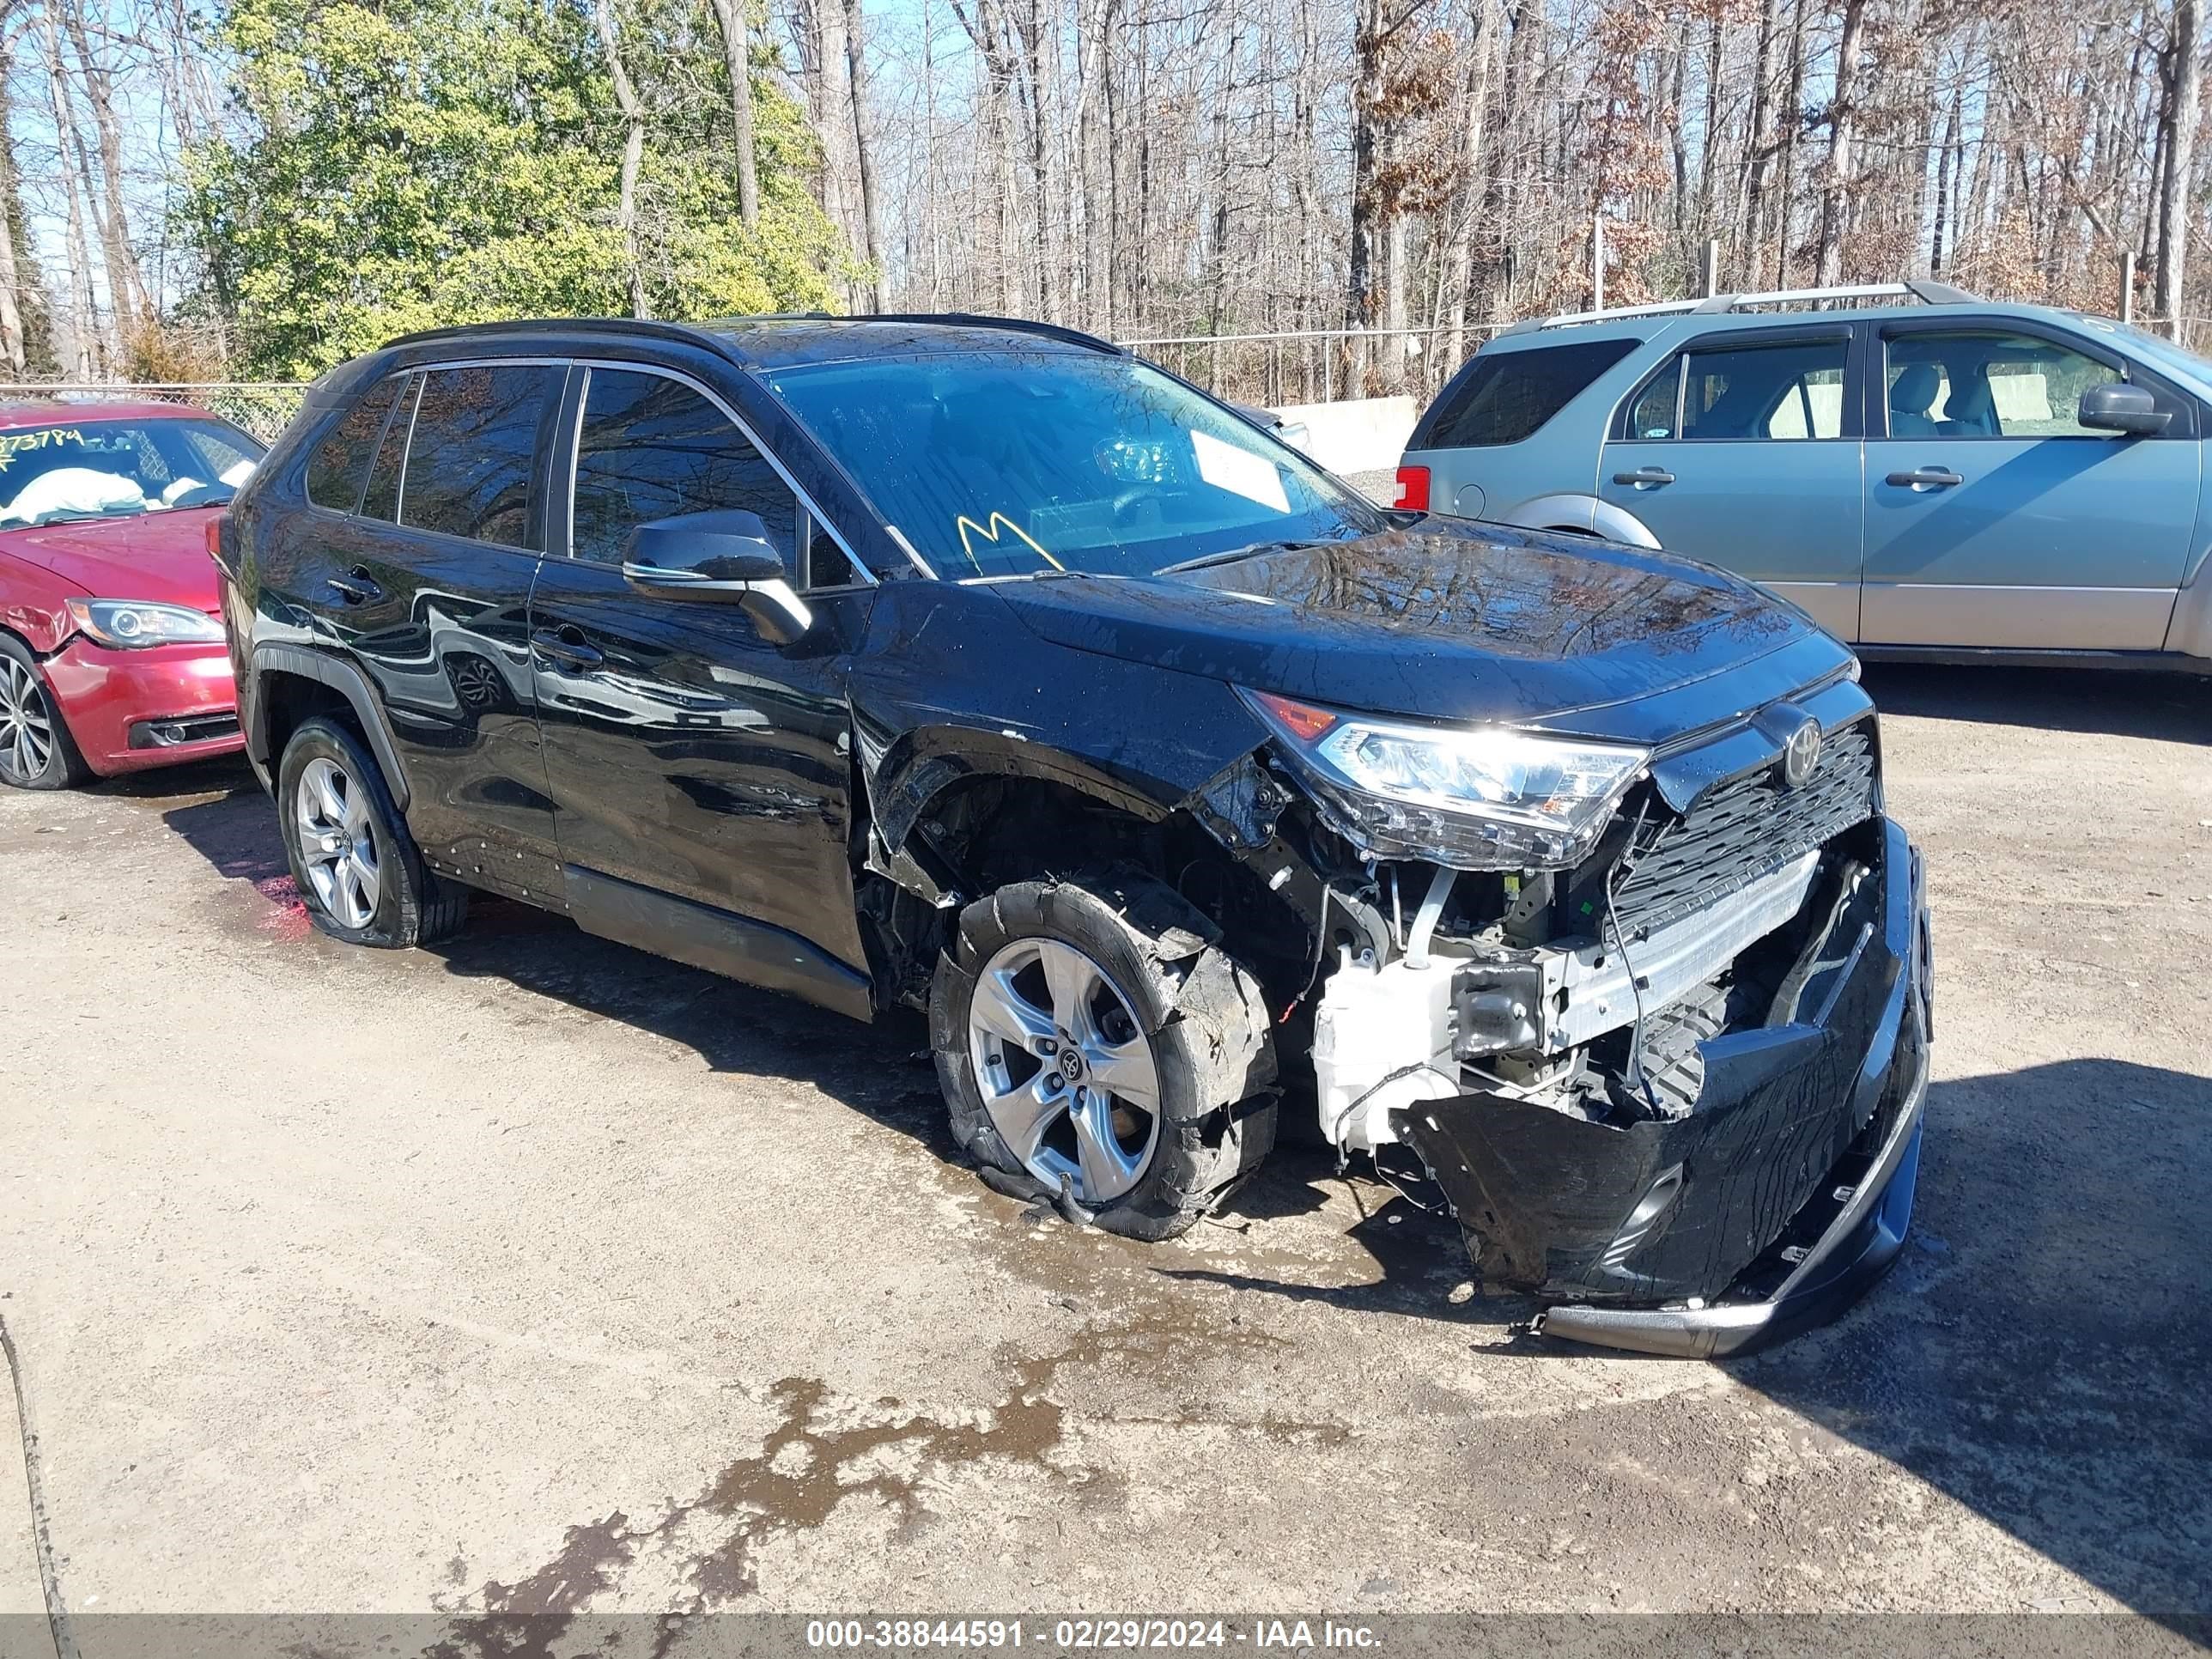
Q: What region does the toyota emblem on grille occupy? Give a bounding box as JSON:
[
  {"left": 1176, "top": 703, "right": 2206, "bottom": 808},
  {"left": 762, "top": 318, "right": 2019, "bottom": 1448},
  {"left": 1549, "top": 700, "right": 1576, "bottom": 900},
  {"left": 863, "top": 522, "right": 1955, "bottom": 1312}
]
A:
[{"left": 1781, "top": 718, "right": 1823, "bottom": 790}]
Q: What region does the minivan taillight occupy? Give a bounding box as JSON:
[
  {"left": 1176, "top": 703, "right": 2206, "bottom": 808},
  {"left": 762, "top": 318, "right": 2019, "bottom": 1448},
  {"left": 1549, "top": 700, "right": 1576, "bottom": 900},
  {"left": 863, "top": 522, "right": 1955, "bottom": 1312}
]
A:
[
  {"left": 1394, "top": 465, "right": 1431, "bottom": 511},
  {"left": 204, "top": 513, "right": 226, "bottom": 563}
]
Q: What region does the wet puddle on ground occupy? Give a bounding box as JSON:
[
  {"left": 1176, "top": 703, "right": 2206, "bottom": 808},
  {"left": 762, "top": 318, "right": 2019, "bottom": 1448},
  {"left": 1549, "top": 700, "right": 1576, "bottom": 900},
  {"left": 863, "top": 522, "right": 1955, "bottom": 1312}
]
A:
[{"left": 452, "top": 1304, "right": 1332, "bottom": 1628}]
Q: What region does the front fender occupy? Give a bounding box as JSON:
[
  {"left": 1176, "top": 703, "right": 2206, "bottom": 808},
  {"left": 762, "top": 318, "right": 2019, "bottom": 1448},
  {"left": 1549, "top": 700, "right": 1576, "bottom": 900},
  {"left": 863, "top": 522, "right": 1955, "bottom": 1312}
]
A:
[
  {"left": 1497, "top": 491, "right": 1662, "bottom": 550},
  {"left": 847, "top": 580, "right": 1269, "bottom": 855},
  {"left": 2164, "top": 553, "right": 2212, "bottom": 659}
]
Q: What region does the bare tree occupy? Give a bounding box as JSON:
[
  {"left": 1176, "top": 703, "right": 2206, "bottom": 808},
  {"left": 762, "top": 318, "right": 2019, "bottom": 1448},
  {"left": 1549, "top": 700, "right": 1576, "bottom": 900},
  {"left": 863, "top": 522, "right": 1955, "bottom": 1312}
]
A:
[
  {"left": 593, "top": 0, "right": 650, "bottom": 319},
  {"left": 707, "top": 0, "right": 762, "bottom": 228},
  {"left": 2156, "top": 0, "right": 2201, "bottom": 334},
  {"left": 63, "top": 0, "right": 148, "bottom": 331},
  {"left": 841, "top": 0, "right": 884, "bottom": 307}
]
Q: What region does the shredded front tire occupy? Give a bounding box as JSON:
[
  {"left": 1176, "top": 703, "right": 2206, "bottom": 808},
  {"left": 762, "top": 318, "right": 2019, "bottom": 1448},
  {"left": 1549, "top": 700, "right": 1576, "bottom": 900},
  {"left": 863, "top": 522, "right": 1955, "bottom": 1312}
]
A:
[{"left": 930, "top": 868, "right": 1278, "bottom": 1239}]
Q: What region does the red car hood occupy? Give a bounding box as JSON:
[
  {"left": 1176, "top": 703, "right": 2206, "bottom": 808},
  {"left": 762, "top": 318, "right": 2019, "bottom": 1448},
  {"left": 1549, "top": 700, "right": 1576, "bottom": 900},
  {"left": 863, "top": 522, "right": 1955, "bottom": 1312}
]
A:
[{"left": 0, "top": 508, "right": 222, "bottom": 611}]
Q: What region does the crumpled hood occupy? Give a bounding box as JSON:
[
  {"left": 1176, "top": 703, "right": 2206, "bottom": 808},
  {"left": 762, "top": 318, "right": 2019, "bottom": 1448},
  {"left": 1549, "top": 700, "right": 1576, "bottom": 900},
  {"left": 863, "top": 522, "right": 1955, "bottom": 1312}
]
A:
[
  {"left": 990, "top": 520, "right": 1826, "bottom": 727},
  {"left": 0, "top": 508, "right": 223, "bottom": 611}
]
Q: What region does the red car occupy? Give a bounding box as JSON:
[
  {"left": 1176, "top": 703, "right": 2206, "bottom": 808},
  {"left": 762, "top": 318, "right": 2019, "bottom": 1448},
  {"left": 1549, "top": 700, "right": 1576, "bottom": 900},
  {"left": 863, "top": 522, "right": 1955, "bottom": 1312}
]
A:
[{"left": 0, "top": 401, "right": 264, "bottom": 789}]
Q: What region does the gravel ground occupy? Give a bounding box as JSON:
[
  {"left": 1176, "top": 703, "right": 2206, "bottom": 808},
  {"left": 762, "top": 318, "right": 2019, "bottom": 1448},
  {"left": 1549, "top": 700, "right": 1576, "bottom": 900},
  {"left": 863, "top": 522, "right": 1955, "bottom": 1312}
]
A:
[{"left": 1, "top": 663, "right": 2207, "bottom": 1646}]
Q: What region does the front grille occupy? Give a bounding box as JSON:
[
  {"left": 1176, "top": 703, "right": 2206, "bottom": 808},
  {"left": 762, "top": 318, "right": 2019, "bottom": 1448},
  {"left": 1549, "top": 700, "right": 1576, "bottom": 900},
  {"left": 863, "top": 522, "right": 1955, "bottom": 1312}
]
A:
[{"left": 1607, "top": 719, "right": 1875, "bottom": 938}]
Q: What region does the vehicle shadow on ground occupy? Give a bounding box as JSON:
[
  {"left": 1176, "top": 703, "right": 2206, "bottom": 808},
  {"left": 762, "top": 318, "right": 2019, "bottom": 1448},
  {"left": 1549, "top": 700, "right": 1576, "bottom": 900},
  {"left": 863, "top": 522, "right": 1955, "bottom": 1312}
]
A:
[
  {"left": 1862, "top": 662, "right": 2210, "bottom": 743},
  {"left": 1733, "top": 1054, "right": 2212, "bottom": 1624},
  {"left": 154, "top": 769, "right": 965, "bottom": 1166},
  {"left": 149, "top": 765, "right": 2212, "bottom": 1619},
  {"left": 1177, "top": 1055, "right": 2212, "bottom": 1623}
]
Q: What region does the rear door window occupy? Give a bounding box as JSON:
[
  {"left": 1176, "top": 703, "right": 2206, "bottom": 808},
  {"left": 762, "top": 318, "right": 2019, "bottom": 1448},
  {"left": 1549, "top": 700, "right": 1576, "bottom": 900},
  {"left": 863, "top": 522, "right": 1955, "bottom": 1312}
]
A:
[
  {"left": 1413, "top": 337, "right": 1640, "bottom": 449},
  {"left": 307, "top": 375, "right": 404, "bottom": 512},
  {"left": 1630, "top": 338, "right": 1848, "bottom": 441},
  {"left": 568, "top": 368, "right": 799, "bottom": 569},
  {"left": 398, "top": 364, "right": 562, "bottom": 549}
]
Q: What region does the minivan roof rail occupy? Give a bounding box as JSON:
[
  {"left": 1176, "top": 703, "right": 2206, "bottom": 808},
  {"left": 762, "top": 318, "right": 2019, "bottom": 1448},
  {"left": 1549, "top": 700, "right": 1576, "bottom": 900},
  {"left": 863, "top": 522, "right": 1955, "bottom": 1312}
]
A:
[{"left": 1498, "top": 280, "right": 1982, "bottom": 337}]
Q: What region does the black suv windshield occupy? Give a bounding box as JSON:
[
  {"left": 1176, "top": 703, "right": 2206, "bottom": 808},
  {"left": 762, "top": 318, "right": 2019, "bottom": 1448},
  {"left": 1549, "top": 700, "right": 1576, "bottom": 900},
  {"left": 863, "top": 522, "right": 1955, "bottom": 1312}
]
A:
[
  {"left": 0, "top": 416, "right": 263, "bottom": 527},
  {"left": 763, "top": 350, "right": 1382, "bottom": 579}
]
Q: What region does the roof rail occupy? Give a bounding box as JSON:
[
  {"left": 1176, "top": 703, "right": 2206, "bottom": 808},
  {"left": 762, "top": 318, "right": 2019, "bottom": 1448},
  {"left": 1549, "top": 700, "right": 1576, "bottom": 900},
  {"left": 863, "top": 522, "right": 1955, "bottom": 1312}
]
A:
[
  {"left": 1498, "top": 279, "right": 1983, "bottom": 337},
  {"left": 708, "top": 311, "right": 1127, "bottom": 357},
  {"left": 382, "top": 316, "right": 720, "bottom": 351}
]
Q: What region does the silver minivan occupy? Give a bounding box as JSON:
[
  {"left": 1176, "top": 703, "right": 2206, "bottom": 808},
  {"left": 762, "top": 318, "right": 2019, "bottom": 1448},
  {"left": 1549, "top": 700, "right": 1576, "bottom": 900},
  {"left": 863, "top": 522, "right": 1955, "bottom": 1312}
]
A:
[{"left": 1397, "top": 281, "right": 2212, "bottom": 672}]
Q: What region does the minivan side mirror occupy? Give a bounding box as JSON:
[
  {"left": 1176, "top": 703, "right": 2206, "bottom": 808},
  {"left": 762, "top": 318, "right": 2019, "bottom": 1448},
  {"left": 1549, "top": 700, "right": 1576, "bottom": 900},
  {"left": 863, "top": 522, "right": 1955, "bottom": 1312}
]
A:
[
  {"left": 621, "top": 509, "right": 814, "bottom": 644},
  {"left": 2078, "top": 380, "right": 2172, "bottom": 437}
]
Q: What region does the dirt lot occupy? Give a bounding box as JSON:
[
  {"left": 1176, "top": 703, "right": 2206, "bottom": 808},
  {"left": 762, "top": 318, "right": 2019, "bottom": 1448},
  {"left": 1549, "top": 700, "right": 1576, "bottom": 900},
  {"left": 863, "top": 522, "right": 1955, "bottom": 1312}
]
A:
[{"left": 2, "top": 664, "right": 2209, "bottom": 1641}]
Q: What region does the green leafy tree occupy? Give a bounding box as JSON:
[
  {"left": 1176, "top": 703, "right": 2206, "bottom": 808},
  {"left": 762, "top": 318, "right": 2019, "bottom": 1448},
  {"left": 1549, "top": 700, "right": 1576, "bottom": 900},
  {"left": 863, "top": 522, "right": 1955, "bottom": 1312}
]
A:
[{"left": 182, "top": 0, "right": 851, "bottom": 377}]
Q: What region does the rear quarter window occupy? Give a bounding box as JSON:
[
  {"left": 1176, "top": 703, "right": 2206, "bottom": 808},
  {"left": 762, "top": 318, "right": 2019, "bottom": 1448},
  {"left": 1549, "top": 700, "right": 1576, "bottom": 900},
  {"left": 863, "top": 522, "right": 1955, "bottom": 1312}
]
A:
[
  {"left": 306, "top": 374, "right": 403, "bottom": 512},
  {"left": 1413, "top": 337, "right": 1641, "bottom": 449}
]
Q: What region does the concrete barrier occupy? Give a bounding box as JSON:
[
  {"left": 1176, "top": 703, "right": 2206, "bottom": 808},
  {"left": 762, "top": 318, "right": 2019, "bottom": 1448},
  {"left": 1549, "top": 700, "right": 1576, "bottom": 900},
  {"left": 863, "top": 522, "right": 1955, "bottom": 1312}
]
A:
[{"left": 1268, "top": 395, "right": 1418, "bottom": 476}]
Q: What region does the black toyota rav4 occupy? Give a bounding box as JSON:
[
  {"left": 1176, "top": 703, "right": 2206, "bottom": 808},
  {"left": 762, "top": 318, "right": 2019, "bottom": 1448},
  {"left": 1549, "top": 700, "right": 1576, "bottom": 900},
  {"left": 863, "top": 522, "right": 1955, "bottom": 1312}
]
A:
[{"left": 216, "top": 314, "right": 1932, "bottom": 1356}]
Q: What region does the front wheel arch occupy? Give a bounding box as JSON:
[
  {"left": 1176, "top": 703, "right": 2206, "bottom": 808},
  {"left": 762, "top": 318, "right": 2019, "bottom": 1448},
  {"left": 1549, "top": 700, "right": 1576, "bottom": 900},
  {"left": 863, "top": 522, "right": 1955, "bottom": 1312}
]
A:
[{"left": 930, "top": 868, "right": 1278, "bottom": 1237}]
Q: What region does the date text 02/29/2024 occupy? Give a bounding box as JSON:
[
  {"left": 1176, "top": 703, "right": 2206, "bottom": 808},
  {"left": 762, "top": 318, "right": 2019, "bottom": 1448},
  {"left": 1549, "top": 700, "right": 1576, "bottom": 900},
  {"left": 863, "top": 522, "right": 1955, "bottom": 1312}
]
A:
[{"left": 804, "top": 1620, "right": 1382, "bottom": 1650}]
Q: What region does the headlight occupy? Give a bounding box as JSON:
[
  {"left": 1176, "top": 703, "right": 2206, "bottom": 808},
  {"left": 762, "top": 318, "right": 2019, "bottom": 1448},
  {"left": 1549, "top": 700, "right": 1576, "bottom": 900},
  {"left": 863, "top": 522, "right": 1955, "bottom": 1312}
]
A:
[
  {"left": 1241, "top": 689, "right": 1649, "bottom": 870},
  {"left": 65, "top": 599, "right": 226, "bottom": 649}
]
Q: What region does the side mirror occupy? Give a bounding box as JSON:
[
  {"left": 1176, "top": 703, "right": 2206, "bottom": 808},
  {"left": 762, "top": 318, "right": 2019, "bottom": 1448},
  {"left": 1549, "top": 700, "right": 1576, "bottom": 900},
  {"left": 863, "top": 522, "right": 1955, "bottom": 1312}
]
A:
[
  {"left": 2078, "top": 380, "right": 2171, "bottom": 437},
  {"left": 621, "top": 510, "right": 813, "bottom": 644},
  {"left": 1231, "top": 402, "right": 1313, "bottom": 454}
]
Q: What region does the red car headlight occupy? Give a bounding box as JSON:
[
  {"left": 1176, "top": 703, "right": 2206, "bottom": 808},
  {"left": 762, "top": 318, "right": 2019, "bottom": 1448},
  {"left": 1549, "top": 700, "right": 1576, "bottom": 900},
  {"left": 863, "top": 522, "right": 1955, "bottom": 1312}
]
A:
[{"left": 64, "top": 599, "right": 226, "bottom": 649}]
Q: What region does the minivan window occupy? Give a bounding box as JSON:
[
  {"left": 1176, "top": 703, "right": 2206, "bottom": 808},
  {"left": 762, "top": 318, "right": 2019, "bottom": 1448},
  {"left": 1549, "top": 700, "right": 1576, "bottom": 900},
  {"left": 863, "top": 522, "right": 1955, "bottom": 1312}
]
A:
[
  {"left": 307, "top": 376, "right": 403, "bottom": 513},
  {"left": 1886, "top": 331, "right": 2126, "bottom": 439},
  {"left": 1414, "top": 338, "right": 1640, "bottom": 449},
  {"left": 1676, "top": 339, "right": 1847, "bottom": 440},
  {"left": 398, "top": 365, "right": 560, "bottom": 548},
  {"left": 569, "top": 369, "right": 799, "bottom": 568}
]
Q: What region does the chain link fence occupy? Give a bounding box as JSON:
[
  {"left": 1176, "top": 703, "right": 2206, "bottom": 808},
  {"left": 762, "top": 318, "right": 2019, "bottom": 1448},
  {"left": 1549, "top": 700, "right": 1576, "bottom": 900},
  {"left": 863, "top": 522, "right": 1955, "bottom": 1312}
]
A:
[
  {"left": 1114, "top": 325, "right": 1498, "bottom": 406},
  {"left": 0, "top": 382, "right": 311, "bottom": 442},
  {"left": 7, "top": 306, "right": 2210, "bottom": 435},
  {"left": 0, "top": 325, "right": 1489, "bottom": 437}
]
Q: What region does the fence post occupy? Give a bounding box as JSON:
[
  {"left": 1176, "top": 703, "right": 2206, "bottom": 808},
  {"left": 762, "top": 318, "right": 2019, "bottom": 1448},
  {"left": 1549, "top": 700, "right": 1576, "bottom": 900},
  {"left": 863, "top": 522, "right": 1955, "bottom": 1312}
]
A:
[
  {"left": 1592, "top": 214, "right": 1607, "bottom": 313},
  {"left": 2120, "top": 251, "right": 2136, "bottom": 323},
  {"left": 1702, "top": 239, "right": 1721, "bottom": 298}
]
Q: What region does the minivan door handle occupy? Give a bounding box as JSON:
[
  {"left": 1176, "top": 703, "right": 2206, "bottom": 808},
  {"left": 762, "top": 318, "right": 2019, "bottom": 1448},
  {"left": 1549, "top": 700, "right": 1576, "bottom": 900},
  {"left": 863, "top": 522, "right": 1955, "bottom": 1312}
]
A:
[
  {"left": 1885, "top": 466, "right": 1964, "bottom": 489},
  {"left": 531, "top": 625, "right": 603, "bottom": 668},
  {"left": 325, "top": 567, "right": 383, "bottom": 605},
  {"left": 1611, "top": 466, "right": 1675, "bottom": 488}
]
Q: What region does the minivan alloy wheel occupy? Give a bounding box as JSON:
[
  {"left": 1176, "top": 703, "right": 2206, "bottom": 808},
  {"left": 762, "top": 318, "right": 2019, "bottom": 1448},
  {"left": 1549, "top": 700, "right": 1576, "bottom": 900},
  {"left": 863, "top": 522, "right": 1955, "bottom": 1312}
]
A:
[
  {"left": 0, "top": 657, "right": 55, "bottom": 783},
  {"left": 968, "top": 937, "right": 1163, "bottom": 1204},
  {"left": 294, "top": 756, "right": 381, "bottom": 929}
]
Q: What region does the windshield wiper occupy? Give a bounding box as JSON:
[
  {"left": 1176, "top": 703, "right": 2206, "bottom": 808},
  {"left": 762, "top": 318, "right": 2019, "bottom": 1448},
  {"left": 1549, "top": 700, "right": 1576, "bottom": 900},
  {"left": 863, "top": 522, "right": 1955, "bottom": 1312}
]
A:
[
  {"left": 17, "top": 506, "right": 150, "bottom": 529},
  {"left": 1156, "top": 539, "right": 1309, "bottom": 577}
]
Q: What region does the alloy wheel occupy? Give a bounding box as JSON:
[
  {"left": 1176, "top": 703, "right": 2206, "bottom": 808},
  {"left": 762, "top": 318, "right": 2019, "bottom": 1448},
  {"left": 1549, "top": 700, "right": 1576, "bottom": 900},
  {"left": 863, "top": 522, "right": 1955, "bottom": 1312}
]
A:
[
  {"left": 0, "top": 658, "right": 55, "bottom": 784},
  {"left": 967, "top": 937, "right": 1163, "bottom": 1204},
  {"left": 294, "top": 756, "right": 381, "bottom": 928}
]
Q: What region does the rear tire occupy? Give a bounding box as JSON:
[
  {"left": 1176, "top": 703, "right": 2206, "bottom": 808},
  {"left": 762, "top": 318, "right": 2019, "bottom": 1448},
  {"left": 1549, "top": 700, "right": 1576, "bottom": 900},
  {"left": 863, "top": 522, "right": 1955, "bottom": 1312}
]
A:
[
  {"left": 276, "top": 716, "right": 468, "bottom": 947},
  {"left": 931, "top": 869, "right": 1277, "bottom": 1240},
  {"left": 0, "top": 635, "right": 91, "bottom": 791}
]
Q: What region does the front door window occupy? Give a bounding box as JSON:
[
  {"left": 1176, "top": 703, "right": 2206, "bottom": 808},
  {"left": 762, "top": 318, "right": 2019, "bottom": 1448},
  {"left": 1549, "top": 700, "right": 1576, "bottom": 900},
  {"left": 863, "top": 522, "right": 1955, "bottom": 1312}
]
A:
[
  {"left": 568, "top": 369, "right": 801, "bottom": 569},
  {"left": 1884, "top": 331, "right": 2125, "bottom": 439}
]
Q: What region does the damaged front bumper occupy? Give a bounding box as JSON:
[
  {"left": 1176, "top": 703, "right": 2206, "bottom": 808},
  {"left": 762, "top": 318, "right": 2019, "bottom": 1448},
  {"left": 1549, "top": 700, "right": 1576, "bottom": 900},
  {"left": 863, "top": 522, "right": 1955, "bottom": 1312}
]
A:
[{"left": 1395, "top": 816, "right": 1932, "bottom": 1358}]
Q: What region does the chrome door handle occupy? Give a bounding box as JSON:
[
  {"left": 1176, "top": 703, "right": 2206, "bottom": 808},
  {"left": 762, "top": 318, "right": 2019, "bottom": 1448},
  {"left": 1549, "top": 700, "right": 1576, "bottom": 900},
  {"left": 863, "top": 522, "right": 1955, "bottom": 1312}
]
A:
[
  {"left": 1612, "top": 467, "right": 1675, "bottom": 487},
  {"left": 1886, "top": 467, "right": 1963, "bottom": 489},
  {"left": 531, "top": 626, "right": 602, "bottom": 667}
]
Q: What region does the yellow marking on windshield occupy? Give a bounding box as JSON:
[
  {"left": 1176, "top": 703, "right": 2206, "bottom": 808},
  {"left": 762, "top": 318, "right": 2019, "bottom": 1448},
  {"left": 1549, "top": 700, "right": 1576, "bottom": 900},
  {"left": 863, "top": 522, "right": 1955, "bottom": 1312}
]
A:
[
  {"left": 955, "top": 512, "right": 1063, "bottom": 573},
  {"left": 0, "top": 428, "right": 86, "bottom": 471}
]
